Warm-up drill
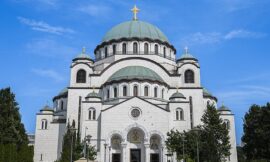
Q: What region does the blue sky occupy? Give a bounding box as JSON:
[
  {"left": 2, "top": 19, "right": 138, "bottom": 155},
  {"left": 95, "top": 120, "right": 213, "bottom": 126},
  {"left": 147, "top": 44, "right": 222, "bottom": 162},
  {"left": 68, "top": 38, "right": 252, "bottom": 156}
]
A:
[{"left": 0, "top": 0, "right": 270, "bottom": 145}]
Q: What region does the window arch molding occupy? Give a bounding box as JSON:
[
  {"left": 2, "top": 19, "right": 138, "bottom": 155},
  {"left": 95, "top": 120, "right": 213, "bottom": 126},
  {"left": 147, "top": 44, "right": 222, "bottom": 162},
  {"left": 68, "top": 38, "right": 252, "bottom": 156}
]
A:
[
  {"left": 144, "top": 85, "right": 149, "bottom": 96},
  {"left": 133, "top": 84, "right": 139, "bottom": 96},
  {"left": 76, "top": 69, "right": 86, "bottom": 83},
  {"left": 176, "top": 108, "right": 184, "bottom": 121},
  {"left": 184, "top": 69, "right": 195, "bottom": 83},
  {"left": 112, "top": 44, "right": 117, "bottom": 55},
  {"left": 154, "top": 44, "right": 159, "bottom": 54},
  {"left": 122, "top": 84, "right": 128, "bottom": 97},
  {"left": 144, "top": 43, "right": 149, "bottom": 54},
  {"left": 41, "top": 119, "right": 48, "bottom": 130},
  {"left": 113, "top": 86, "right": 118, "bottom": 98},
  {"left": 122, "top": 42, "right": 127, "bottom": 54},
  {"left": 133, "top": 42, "right": 139, "bottom": 54},
  {"left": 88, "top": 108, "right": 96, "bottom": 120}
]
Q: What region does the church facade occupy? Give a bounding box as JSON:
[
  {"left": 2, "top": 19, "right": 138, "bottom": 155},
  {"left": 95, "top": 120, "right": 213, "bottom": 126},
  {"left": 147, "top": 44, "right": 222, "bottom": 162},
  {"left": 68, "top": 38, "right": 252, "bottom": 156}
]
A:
[{"left": 34, "top": 8, "right": 238, "bottom": 162}]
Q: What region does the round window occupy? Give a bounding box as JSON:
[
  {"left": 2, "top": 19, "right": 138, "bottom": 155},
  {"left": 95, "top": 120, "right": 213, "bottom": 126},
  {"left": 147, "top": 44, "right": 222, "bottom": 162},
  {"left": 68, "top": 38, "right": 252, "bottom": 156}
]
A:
[{"left": 131, "top": 109, "right": 141, "bottom": 118}]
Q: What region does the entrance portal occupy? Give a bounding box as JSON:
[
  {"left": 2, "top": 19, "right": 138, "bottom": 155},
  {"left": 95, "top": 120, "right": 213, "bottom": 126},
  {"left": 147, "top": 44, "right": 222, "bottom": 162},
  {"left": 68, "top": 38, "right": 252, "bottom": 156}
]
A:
[
  {"left": 112, "top": 153, "right": 121, "bottom": 162},
  {"left": 130, "top": 149, "right": 141, "bottom": 162},
  {"left": 150, "top": 153, "right": 159, "bottom": 162}
]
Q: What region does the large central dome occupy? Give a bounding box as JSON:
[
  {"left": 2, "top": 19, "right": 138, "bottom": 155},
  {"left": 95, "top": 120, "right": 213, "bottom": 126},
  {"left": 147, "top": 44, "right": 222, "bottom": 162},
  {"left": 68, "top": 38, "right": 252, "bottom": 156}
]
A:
[{"left": 102, "top": 20, "right": 169, "bottom": 43}]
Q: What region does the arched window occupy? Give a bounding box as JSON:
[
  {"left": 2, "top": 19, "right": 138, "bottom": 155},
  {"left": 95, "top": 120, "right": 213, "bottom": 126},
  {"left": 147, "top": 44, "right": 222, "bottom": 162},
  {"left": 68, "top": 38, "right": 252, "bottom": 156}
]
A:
[
  {"left": 113, "top": 44, "right": 116, "bottom": 55},
  {"left": 162, "top": 89, "right": 165, "bottom": 99},
  {"left": 105, "top": 47, "right": 108, "bottom": 58},
  {"left": 144, "top": 86, "right": 149, "bottom": 96},
  {"left": 60, "top": 100, "right": 64, "bottom": 110},
  {"left": 123, "top": 86, "right": 127, "bottom": 96},
  {"left": 155, "top": 44, "right": 159, "bottom": 54},
  {"left": 114, "top": 87, "right": 118, "bottom": 98},
  {"left": 163, "top": 47, "right": 166, "bottom": 57},
  {"left": 185, "top": 70, "right": 195, "bottom": 83},
  {"left": 133, "top": 42, "right": 138, "bottom": 54},
  {"left": 41, "top": 119, "right": 48, "bottom": 129},
  {"left": 144, "top": 43, "right": 149, "bottom": 54},
  {"left": 122, "top": 43, "right": 127, "bottom": 54},
  {"left": 107, "top": 89, "right": 110, "bottom": 100},
  {"left": 224, "top": 119, "right": 230, "bottom": 129},
  {"left": 76, "top": 69, "right": 86, "bottom": 83},
  {"left": 88, "top": 108, "right": 96, "bottom": 120},
  {"left": 154, "top": 87, "right": 158, "bottom": 98},
  {"left": 176, "top": 108, "right": 184, "bottom": 120},
  {"left": 133, "top": 85, "right": 138, "bottom": 96}
]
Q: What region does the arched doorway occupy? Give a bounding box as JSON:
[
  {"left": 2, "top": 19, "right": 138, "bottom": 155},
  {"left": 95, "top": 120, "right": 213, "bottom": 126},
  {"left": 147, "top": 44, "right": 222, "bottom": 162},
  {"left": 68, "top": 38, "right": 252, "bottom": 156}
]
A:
[
  {"left": 150, "top": 135, "right": 161, "bottom": 162},
  {"left": 111, "top": 135, "right": 122, "bottom": 162},
  {"left": 127, "top": 128, "right": 145, "bottom": 162}
]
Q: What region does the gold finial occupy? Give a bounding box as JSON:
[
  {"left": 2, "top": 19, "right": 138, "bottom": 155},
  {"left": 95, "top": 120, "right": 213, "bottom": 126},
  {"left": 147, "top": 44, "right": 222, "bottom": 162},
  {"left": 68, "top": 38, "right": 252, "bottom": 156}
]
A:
[
  {"left": 82, "top": 47, "right": 86, "bottom": 54},
  {"left": 131, "top": 5, "right": 140, "bottom": 21}
]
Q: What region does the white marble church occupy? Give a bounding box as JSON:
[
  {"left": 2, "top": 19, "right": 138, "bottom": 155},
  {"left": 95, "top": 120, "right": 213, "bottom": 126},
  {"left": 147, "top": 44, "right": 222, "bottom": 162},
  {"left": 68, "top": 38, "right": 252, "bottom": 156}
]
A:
[{"left": 34, "top": 6, "right": 238, "bottom": 162}]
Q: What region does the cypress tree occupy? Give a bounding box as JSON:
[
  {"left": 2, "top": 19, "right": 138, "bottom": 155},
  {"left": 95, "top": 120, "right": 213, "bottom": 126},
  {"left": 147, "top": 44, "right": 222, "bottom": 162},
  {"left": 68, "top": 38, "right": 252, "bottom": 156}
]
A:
[{"left": 0, "top": 87, "right": 33, "bottom": 162}]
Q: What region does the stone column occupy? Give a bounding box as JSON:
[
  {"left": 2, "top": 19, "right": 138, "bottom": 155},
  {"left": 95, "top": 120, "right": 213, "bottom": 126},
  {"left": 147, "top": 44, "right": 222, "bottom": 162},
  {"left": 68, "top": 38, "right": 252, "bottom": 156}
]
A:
[
  {"left": 144, "top": 143, "right": 150, "bottom": 162},
  {"left": 121, "top": 143, "right": 127, "bottom": 162}
]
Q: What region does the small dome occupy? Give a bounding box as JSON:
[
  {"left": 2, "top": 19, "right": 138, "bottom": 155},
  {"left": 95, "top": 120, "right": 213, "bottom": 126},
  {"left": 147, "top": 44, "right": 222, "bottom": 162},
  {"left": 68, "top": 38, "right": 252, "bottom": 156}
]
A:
[
  {"left": 58, "top": 87, "right": 68, "bottom": 96},
  {"left": 102, "top": 20, "right": 169, "bottom": 43},
  {"left": 86, "top": 91, "right": 101, "bottom": 99},
  {"left": 40, "top": 105, "right": 53, "bottom": 112},
  {"left": 218, "top": 105, "right": 231, "bottom": 111},
  {"left": 169, "top": 92, "right": 186, "bottom": 100},
  {"left": 73, "top": 47, "right": 93, "bottom": 62},
  {"left": 177, "top": 47, "right": 198, "bottom": 62},
  {"left": 107, "top": 66, "right": 164, "bottom": 84}
]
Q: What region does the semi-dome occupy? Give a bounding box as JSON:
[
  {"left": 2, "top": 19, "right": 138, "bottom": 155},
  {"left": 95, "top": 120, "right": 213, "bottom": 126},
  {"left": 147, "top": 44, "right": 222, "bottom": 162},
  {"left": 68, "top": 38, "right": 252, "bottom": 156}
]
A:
[
  {"left": 107, "top": 66, "right": 164, "bottom": 83},
  {"left": 169, "top": 92, "right": 186, "bottom": 100},
  {"left": 102, "top": 20, "right": 169, "bottom": 43}
]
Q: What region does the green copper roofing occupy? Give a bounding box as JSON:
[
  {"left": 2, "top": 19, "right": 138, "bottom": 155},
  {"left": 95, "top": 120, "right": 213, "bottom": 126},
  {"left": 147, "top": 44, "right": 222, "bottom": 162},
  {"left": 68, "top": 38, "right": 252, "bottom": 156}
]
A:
[
  {"left": 203, "top": 88, "right": 213, "bottom": 97},
  {"left": 107, "top": 66, "right": 164, "bottom": 83},
  {"left": 75, "top": 53, "right": 91, "bottom": 59},
  {"left": 169, "top": 92, "right": 186, "bottom": 100},
  {"left": 218, "top": 105, "right": 231, "bottom": 111},
  {"left": 86, "top": 91, "right": 101, "bottom": 99},
  {"left": 41, "top": 105, "right": 53, "bottom": 111},
  {"left": 102, "top": 20, "right": 169, "bottom": 43},
  {"left": 180, "top": 53, "right": 196, "bottom": 59},
  {"left": 58, "top": 87, "right": 68, "bottom": 96}
]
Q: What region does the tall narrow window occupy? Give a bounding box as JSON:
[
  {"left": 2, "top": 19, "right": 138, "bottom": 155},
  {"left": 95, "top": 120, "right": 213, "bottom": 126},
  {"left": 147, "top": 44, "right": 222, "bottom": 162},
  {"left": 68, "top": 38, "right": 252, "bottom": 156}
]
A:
[
  {"left": 185, "top": 70, "right": 195, "bottom": 83},
  {"left": 123, "top": 86, "right": 127, "bottom": 96},
  {"left": 224, "top": 120, "right": 230, "bottom": 129},
  {"left": 41, "top": 119, "right": 48, "bottom": 129},
  {"left": 60, "top": 100, "right": 64, "bottom": 110},
  {"left": 144, "top": 43, "right": 149, "bottom": 54},
  {"left": 122, "top": 43, "right": 127, "bottom": 54},
  {"left": 133, "top": 42, "right": 138, "bottom": 54},
  {"left": 113, "top": 45, "right": 116, "bottom": 55},
  {"left": 107, "top": 89, "right": 110, "bottom": 99},
  {"left": 154, "top": 87, "right": 158, "bottom": 97},
  {"left": 162, "top": 89, "right": 165, "bottom": 99},
  {"left": 40, "top": 154, "right": 43, "bottom": 161},
  {"left": 105, "top": 47, "right": 108, "bottom": 58},
  {"left": 76, "top": 69, "right": 86, "bottom": 83},
  {"left": 133, "top": 85, "right": 138, "bottom": 96},
  {"left": 176, "top": 108, "right": 184, "bottom": 120},
  {"left": 114, "top": 87, "right": 118, "bottom": 98},
  {"left": 88, "top": 108, "right": 96, "bottom": 120},
  {"left": 144, "top": 86, "right": 149, "bottom": 96},
  {"left": 155, "top": 44, "right": 159, "bottom": 54},
  {"left": 163, "top": 47, "right": 166, "bottom": 57}
]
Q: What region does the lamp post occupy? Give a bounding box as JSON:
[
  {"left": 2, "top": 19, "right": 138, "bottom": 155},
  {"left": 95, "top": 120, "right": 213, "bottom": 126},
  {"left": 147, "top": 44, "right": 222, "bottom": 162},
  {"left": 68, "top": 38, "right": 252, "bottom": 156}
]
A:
[
  {"left": 69, "top": 127, "right": 77, "bottom": 162},
  {"left": 192, "top": 128, "right": 200, "bottom": 162},
  {"left": 85, "top": 135, "right": 92, "bottom": 162},
  {"left": 104, "top": 143, "right": 108, "bottom": 162}
]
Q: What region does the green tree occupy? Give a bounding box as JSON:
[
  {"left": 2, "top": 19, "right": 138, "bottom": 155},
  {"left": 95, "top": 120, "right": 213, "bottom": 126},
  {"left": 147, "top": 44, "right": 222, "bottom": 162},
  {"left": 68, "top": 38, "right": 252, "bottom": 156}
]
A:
[
  {"left": 242, "top": 103, "right": 270, "bottom": 160},
  {"left": 0, "top": 87, "right": 33, "bottom": 162},
  {"left": 166, "top": 104, "right": 231, "bottom": 162}
]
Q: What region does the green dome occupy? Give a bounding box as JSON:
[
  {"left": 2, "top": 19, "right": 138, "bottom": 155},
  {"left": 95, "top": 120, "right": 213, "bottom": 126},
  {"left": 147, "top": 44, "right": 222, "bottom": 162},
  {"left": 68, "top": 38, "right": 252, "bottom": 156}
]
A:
[
  {"left": 102, "top": 20, "right": 169, "bottom": 43},
  {"left": 107, "top": 66, "right": 164, "bottom": 83},
  {"left": 169, "top": 92, "right": 186, "bottom": 100},
  {"left": 58, "top": 87, "right": 68, "bottom": 96},
  {"left": 86, "top": 91, "right": 101, "bottom": 99},
  {"left": 218, "top": 105, "right": 231, "bottom": 111}
]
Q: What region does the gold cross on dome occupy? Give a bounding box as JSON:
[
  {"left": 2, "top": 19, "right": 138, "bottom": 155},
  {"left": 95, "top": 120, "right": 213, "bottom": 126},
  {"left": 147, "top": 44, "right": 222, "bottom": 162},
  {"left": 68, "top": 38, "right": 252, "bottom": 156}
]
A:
[
  {"left": 184, "top": 46, "right": 189, "bottom": 54},
  {"left": 131, "top": 5, "right": 140, "bottom": 21}
]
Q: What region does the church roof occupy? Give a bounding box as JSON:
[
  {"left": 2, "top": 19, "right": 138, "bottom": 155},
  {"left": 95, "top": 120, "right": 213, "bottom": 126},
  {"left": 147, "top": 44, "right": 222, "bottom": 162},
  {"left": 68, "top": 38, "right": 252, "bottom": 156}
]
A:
[
  {"left": 177, "top": 47, "right": 198, "bottom": 62},
  {"left": 203, "top": 88, "right": 218, "bottom": 101},
  {"left": 73, "top": 47, "right": 93, "bottom": 62},
  {"left": 102, "top": 20, "right": 169, "bottom": 43},
  {"left": 86, "top": 91, "right": 101, "bottom": 99},
  {"left": 40, "top": 105, "right": 54, "bottom": 112},
  {"left": 218, "top": 104, "right": 231, "bottom": 111},
  {"left": 169, "top": 92, "right": 186, "bottom": 100},
  {"left": 107, "top": 66, "right": 164, "bottom": 83}
]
